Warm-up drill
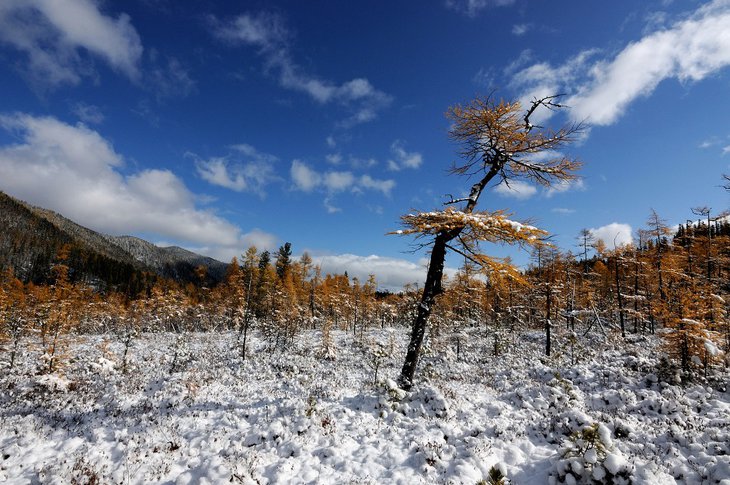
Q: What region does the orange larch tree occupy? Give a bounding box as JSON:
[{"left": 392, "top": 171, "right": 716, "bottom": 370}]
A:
[{"left": 392, "top": 94, "right": 582, "bottom": 389}]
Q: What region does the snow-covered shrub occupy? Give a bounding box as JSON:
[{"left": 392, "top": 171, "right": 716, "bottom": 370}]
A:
[
  {"left": 656, "top": 355, "right": 682, "bottom": 384},
  {"left": 70, "top": 455, "right": 103, "bottom": 484},
  {"left": 548, "top": 372, "right": 581, "bottom": 411},
  {"left": 34, "top": 373, "right": 72, "bottom": 392},
  {"left": 551, "top": 422, "right": 634, "bottom": 484},
  {"left": 377, "top": 377, "right": 407, "bottom": 414},
  {"left": 318, "top": 321, "right": 336, "bottom": 361},
  {"left": 168, "top": 334, "right": 192, "bottom": 374},
  {"left": 305, "top": 394, "right": 317, "bottom": 418},
  {"left": 366, "top": 341, "right": 389, "bottom": 385},
  {"left": 398, "top": 384, "right": 449, "bottom": 419},
  {"left": 477, "top": 463, "right": 511, "bottom": 484}
]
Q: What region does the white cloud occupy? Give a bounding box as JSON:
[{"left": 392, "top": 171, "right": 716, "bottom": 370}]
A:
[
  {"left": 387, "top": 140, "right": 423, "bottom": 171},
  {"left": 472, "top": 66, "right": 496, "bottom": 87},
  {"left": 312, "top": 253, "right": 456, "bottom": 291},
  {"left": 148, "top": 55, "right": 196, "bottom": 101},
  {"left": 551, "top": 207, "right": 576, "bottom": 214},
  {"left": 503, "top": 49, "right": 534, "bottom": 76},
  {"left": 323, "top": 197, "right": 341, "bottom": 214},
  {"left": 0, "top": 113, "right": 276, "bottom": 259},
  {"left": 240, "top": 229, "right": 278, "bottom": 251},
  {"left": 349, "top": 156, "right": 378, "bottom": 170},
  {"left": 323, "top": 171, "right": 355, "bottom": 192},
  {"left": 445, "top": 0, "right": 516, "bottom": 18},
  {"left": 194, "top": 228, "right": 279, "bottom": 262},
  {"left": 0, "top": 0, "right": 143, "bottom": 89},
  {"left": 723, "top": 145, "right": 730, "bottom": 155},
  {"left": 509, "top": 50, "right": 599, "bottom": 125},
  {"left": 210, "top": 11, "right": 392, "bottom": 126},
  {"left": 494, "top": 180, "right": 538, "bottom": 199},
  {"left": 512, "top": 23, "right": 531, "bottom": 36},
  {"left": 510, "top": 0, "right": 730, "bottom": 126},
  {"left": 195, "top": 157, "right": 248, "bottom": 192},
  {"left": 191, "top": 144, "right": 276, "bottom": 195},
  {"left": 290, "top": 160, "right": 395, "bottom": 209},
  {"left": 325, "top": 153, "right": 342, "bottom": 165},
  {"left": 545, "top": 178, "right": 586, "bottom": 197},
  {"left": 291, "top": 159, "right": 321, "bottom": 192},
  {"left": 359, "top": 175, "right": 395, "bottom": 195},
  {"left": 72, "top": 102, "right": 104, "bottom": 124},
  {"left": 589, "top": 223, "right": 633, "bottom": 249}
]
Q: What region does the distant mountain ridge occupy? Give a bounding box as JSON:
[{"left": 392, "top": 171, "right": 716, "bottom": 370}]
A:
[
  {"left": 104, "top": 234, "right": 227, "bottom": 282},
  {"left": 0, "top": 191, "right": 227, "bottom": 291}
]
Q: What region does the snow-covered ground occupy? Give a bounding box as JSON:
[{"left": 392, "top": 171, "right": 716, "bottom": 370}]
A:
[{"left": 0, "top": 327, "right": 728, "bottom": 484}]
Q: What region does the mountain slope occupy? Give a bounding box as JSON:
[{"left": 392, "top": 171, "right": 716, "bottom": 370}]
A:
[
  {"left": 106, "top": 235, "right": 227, "bottom": 283},
  {"left": 0, "top": 191, "right": 227, "bottom": 289}
]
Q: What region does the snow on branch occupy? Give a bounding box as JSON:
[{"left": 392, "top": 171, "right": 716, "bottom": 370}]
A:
[{"left": 391, "top": 207, "right": 548, "bottom": 245}]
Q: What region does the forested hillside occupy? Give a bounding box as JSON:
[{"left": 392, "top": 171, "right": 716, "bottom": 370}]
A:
[
  {"left": 0, "top": 191, "right": 152, "bottom": 294},
  {"left": 0, "top": 191, "right": 226, "bottom": 292}
]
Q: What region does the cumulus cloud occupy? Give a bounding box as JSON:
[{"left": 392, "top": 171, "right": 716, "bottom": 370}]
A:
[
  {"left": 191, "top": 228, "right": 278, "bottom": 263},
  {"left": 0, "top": 0, "right": 143, "bottom": 89},
  {"left": 494, "top": 180, "right": 538, "bottom": 199},
  {"left": 445, "top": 0, "right": 516, "bottom": 18},
  {"left": 387, "top": 140, "right": 423, "bottom": 171},
  {"left": 312, "top": 253, "right": 456, "bottom": 291},
  {"left": 358, "top": 175, "right": 396, "bottom": 195},
  {"left": 290, "top": 159, "right": 321, "bottom": 192},
  {"left": 191, "top": 144, "right": 277, "bottom": 195},
  {"left": 290, "top": 160, "right": 395, "bottom": 211},
  {"left": 324, "top": 171, "right": 355, "bottom": 192},
  {"left": 589, "top": 222, "right": 633, "bottom": 249},
  {"left": 509, "top": 50, "right": 599, "bottom": 125},
  {"left": 290, "top": 160, "right": 394, "bottom": 195},
  {"left": 210, "top": 11, "right": 392, "bottom": 126},
  {"left": 509, "top": 0, "right": 730, "bottom": 126},
  {"left": 0, "top": 113, "right": 276, "bottom": 260},
  {"left": 194, "top": 158, "right": 248, "bottom": 192}
]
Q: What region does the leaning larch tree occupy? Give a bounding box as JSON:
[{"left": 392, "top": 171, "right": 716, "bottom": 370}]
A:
[{"left": 392, "top": 94, "right": 583, "bottom": 390}]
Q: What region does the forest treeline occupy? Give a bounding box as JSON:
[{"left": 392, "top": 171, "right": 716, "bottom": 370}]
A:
[{"left": 1, "top": 210, "right": 729, "bottom": 381}]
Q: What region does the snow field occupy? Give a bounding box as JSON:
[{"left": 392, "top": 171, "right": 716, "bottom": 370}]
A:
[{"left": 0, "top": 327, "right": 728, "bottom": 484}]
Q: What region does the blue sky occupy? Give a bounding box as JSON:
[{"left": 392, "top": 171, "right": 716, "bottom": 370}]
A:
[{"left": 1, "top": 0, "right": 729, "bottom": 289}]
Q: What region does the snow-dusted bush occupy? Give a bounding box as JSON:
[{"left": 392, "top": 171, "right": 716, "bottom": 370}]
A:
[
  {"left": 366, "top": 340, "right": 389, "bottom": 385},
  {"left": 551, "top": 422, "right": 634, "bottom": 484},
  {"left": 377, "top": 377, "right": 407, "bottom": 416},
  {"left": 318, "top": 321, "right": 336, "bottom": 361},
  {"left": 168, "top": 334, "right": 192, "bottom": 374},
  {"left": 477, "top": 463, "right": 511, "bottom": 484}
]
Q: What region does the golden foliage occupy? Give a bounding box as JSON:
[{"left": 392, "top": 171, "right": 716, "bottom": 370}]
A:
[{"left": 446, "top": 96, "right": 582, "bottom": 184}]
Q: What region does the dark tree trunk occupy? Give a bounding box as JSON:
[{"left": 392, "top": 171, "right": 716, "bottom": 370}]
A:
[
  {"left": 615, "top": 255, "right": 625, "bottom": 338},
  {"left": 397, "top": 166, "right": 500, "bottom": 390},
  {"left": 397, "top": 233, "right": 448, "bottom": 390},
  {"left": 545, "top": 284, "right": 552, "bottom": 356}
]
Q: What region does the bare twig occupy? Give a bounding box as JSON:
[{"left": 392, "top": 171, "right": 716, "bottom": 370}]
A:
[{"left": 524, "top": 94, "right": 566, "bottom": 131}]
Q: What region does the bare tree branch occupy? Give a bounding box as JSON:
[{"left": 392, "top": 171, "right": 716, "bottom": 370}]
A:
[{"left": 523, "top": 94, "right": 566, "bottom": 131}]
